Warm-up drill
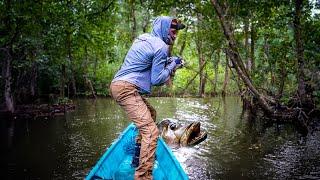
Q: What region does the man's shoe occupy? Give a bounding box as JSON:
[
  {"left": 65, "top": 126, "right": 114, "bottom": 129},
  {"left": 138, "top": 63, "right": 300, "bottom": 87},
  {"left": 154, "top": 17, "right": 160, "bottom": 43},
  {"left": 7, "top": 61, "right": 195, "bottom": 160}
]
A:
[{"left": 131, "top": 143, "right": 141, "bottom": 168}]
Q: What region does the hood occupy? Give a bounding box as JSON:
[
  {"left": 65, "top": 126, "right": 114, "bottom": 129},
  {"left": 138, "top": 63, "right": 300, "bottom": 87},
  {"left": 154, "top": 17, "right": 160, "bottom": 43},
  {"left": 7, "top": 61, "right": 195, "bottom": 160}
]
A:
[{"left": 151, "top": 16, "right": 173, "bottom": 43}]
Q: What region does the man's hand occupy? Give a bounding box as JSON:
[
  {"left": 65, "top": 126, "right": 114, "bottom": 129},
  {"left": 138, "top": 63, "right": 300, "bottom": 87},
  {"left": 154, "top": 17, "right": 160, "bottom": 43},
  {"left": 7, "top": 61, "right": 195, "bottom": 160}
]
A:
[
  {"left": 172, "top": 56, "right": 184, "bottom": 69},
  {"left": 165, "top": 56, "right": 185, "bottom": 86}
]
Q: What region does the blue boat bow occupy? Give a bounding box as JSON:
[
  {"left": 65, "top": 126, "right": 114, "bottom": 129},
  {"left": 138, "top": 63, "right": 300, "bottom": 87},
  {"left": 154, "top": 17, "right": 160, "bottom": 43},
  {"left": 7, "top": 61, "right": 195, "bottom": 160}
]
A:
[{"left": 86, "top": 123, "right": 188, "bottom": 180}]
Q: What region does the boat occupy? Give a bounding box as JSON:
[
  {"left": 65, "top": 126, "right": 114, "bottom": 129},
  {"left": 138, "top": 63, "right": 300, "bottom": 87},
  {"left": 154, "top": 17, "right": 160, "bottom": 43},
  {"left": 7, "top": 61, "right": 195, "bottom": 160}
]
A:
[{"left": 86, "top": 123, "right": 189, "bottom": 180}]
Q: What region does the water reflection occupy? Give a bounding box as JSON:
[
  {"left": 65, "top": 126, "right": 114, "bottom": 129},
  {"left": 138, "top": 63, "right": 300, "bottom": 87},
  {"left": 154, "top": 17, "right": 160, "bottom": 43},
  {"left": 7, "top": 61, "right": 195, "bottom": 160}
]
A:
[{"left": 3, "top": 97, "right": 320, "bottom": 179}]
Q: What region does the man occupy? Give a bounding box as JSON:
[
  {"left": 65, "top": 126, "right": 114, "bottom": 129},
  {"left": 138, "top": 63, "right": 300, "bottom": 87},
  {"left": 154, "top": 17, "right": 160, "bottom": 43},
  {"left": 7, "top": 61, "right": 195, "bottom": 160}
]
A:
[{"left": 110, "top": 16, "right": 185, "bottom": 179}]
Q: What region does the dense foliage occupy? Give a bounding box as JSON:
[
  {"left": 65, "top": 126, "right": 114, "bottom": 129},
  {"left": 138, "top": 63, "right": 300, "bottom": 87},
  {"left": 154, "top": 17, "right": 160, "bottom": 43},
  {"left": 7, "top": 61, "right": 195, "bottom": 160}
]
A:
[{"left": 0, "top": 0, "right": 319, "bottom": 110}]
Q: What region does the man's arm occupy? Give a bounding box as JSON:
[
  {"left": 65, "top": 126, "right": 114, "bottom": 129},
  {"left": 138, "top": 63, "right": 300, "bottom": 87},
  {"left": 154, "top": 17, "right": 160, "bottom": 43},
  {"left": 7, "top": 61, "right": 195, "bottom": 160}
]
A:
[{"left": 151, "top": 47, "right": 176, "bottom": 86}]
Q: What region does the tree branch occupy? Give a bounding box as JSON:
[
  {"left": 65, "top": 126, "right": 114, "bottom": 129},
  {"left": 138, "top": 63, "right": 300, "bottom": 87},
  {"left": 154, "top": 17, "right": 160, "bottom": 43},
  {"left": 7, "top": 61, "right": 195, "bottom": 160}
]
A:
[{"left": 85, "top": 0, "right": 115, "bottom": 19}]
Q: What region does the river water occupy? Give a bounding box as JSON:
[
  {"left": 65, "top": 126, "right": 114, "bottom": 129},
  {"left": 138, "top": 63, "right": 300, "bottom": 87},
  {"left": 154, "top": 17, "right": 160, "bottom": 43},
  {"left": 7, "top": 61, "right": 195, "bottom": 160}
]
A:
[{"left": 3, "top": 97, "right": 320, "bottom": 179}]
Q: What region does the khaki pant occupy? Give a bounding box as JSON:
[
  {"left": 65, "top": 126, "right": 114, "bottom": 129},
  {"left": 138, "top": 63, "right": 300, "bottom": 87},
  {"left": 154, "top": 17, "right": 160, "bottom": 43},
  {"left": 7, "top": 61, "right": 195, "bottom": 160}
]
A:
[{"left": 110, "top": 81, "right": 159, "bottom": 180}]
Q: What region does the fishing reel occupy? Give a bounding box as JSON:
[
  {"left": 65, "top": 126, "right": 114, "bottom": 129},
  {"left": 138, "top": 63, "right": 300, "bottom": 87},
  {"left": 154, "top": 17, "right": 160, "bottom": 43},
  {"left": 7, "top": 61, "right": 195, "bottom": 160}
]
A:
[{"left": 167, "top": 56, "right": 186, "bottom": 69}]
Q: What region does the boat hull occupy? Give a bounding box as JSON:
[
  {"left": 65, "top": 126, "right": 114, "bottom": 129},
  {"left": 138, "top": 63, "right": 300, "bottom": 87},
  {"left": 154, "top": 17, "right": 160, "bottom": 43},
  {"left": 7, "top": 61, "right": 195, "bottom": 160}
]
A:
[{"left": 86, "top": 123, "right": 188, "bottom": 180}]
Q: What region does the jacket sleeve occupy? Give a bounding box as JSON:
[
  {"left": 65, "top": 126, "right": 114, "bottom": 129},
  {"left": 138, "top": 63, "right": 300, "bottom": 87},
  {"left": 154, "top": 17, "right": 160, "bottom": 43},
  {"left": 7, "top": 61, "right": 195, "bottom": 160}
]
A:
[{"left": 151, "top": 46, "right": 176, "bottom": 86}]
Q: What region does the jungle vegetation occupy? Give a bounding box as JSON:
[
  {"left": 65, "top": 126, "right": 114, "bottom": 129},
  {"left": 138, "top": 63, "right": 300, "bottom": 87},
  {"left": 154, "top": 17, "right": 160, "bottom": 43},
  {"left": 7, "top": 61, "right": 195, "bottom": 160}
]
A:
[{"left": 1, "top": 0, "right": 319, "bottom": 130}]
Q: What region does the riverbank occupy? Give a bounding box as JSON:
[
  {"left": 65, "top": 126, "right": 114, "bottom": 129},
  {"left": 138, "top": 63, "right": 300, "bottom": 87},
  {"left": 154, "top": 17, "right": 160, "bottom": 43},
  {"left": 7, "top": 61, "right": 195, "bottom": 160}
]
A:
[{"left": 0, "top": 103, "right": 75, "bottom": 119}]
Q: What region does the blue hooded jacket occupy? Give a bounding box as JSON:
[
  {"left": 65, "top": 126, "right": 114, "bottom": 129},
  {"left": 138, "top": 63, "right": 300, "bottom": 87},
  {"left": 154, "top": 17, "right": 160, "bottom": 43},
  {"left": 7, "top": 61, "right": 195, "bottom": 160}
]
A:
[{"left": 112, "top": 16, "right": 177, "bottom": 94}]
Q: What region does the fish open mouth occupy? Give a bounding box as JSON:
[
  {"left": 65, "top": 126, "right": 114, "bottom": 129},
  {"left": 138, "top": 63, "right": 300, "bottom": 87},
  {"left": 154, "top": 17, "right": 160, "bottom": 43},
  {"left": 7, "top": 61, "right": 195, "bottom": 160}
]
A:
[{"left": 182, "top": 122, "right": 207, "bottom": 146}]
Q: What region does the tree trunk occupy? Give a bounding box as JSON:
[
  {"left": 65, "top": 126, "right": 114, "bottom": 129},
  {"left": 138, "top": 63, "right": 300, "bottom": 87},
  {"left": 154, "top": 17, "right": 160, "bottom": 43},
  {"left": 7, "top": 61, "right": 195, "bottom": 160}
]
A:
[
  {"left": 244, "top": 17, "right": 251, "bottom": 73},
  {"left": 2, "top": 48, "right": 14, "bottom": 112},
  {"left": 179, "top": 26, "right": 189, "bottom": 55},
  {"left": 213, "top": 50, "right": 220, "bottom": 95},
  {"left": 84, "top": 76, "right": 97, "bottom": 99},
  {"left": 202, "top": 71, "right": 207, "bottom": 97},
  {"left": 226, "top": 59, "right": 243, "bottom": 94},
  {"left": 140, "top": 1, "right": 150, "bottom": 33},
  {"left": 66, "top": 31, "right": 77, "bottom": 97},
  {"left": 263, "top": 36, "right": 275, "bottom": 86},
  {"left": 30, "top": 59, "right": 37, "bottom": 98},
  {"left": 250, "top": 21, "right": 255, "bottom": 72},
  {"left": 222, "top": 53, "right": 229, "bottom": 96},
  {"left": 294, "top": 0, "right": 306, "bottom": 100},
  {"left": 60, "top": 64, "right": 66, "bottom": 98},
  {"left": 129, "top": 0, "right": 137, "bottom": 41},
  {"left": 195, "top": 13, "right": 206, "bottom": 97},
  {"left": 94, "top": 54, "right": 98, "bottom": 81},
  {"left": 277, "top": 60, "right": 286, "bottom": 99},
  {"left": 211, "top": 0, "right": 273, "bottom": 113},
  {"left": 2, "top": 0, "right": 14, "bottom": 112},
  {"left": 83, "top": 46, "right": 97, "bottom": 99},
  {"left": 199, "top": 56, "right": 206, "bottom": 97},
  {"left": 183, "top": 61, "right": 208, "bottom": 95}
]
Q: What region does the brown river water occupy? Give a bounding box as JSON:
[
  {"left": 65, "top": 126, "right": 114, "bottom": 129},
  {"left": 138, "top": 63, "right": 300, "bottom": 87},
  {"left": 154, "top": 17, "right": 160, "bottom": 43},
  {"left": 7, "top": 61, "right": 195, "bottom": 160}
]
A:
[{"left": 3, "top": 97, "right": 320, "bottom": 179}]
